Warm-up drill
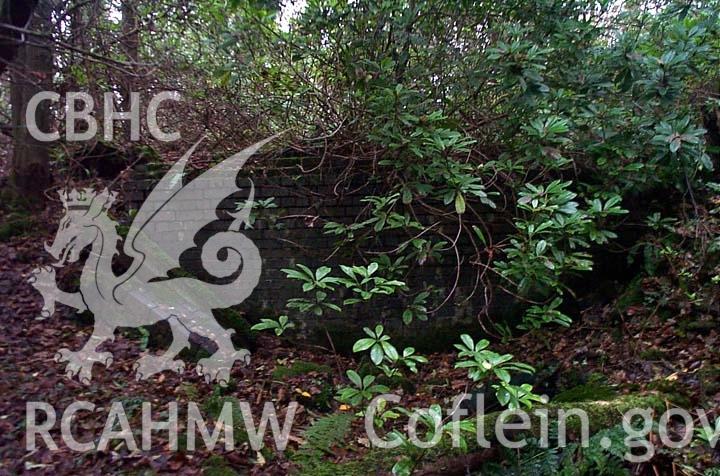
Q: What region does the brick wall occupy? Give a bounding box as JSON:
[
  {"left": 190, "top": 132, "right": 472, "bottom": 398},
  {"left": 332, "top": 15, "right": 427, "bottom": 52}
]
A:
[{"left": 122, "top": 160, "right": 517, "bottom": 350}]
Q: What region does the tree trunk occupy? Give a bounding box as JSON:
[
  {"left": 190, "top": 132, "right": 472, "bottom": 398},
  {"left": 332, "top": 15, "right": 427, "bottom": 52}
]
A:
[
  {"left": 114, "top": 0, "right": 139, "bottom": 143},
  {"left": 9, "top": 0, "right": 53, "bottom": 205},
  {"left": 0, "top": 0, "right": 39, "bottom": 75},
  {"left": 120, "top": 0, "right": 138, "bottom": 107}
]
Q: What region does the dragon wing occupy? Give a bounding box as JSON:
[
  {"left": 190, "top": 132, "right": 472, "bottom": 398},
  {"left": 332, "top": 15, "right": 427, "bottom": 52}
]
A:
[{"left": 119, "top": 136, "right": 275, "bottom": 284}]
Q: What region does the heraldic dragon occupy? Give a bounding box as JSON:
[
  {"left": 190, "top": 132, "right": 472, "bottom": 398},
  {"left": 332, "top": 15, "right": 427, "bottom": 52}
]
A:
[{"left": 28, "top": 138, "right": 272, "bottom": 385}]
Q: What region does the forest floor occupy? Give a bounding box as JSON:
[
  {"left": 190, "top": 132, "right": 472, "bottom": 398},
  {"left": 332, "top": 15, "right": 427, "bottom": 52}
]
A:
[{"left": 1, "top": 194, "right": 719, "bottom": 475}]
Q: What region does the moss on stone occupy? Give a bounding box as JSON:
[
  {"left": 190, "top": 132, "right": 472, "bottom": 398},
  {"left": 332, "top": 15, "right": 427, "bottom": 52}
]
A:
[
  {"left": 638, "top": 348, "right": 667, "bottom": 361},
  {"left": 293, "top": 449, "right": 396, "bottom": 476},
  {"left": 554, "top": 382, "right": 618, "bottom": 403},
  {"left": 291, "top": 393, "right": 667, "bottom": 475},
  {"left": 646, "top": 379, "right": 693, "bottom": 407},
  {"left": 272, "top": 360, "right": 333, "bottom": 379},
  {"left": 473, "top": 393, "right": 666, "bottom": 440}
]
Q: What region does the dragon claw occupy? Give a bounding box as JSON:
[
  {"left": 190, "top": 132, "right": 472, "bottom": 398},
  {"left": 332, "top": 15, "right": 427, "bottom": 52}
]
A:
[
  {"left": 55, "top": 347, "right": 112, "bottom": 384},
  {"left": 196, "top": 349, "right": 249, "bottom": 386},
  {"left": 134, "top": 355, "right": 185, "bottom": 381},
  {"left": 29, "top": 266, "right": 55, "bottom": 282},
  {"left": 195, "top": 360, "right": 229, "bottom": 385}
]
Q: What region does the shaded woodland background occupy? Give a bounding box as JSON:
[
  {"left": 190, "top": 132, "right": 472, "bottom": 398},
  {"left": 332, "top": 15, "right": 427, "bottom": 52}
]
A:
[{"left": 1, "top": 0, "right": 720, "bottom": 474}]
